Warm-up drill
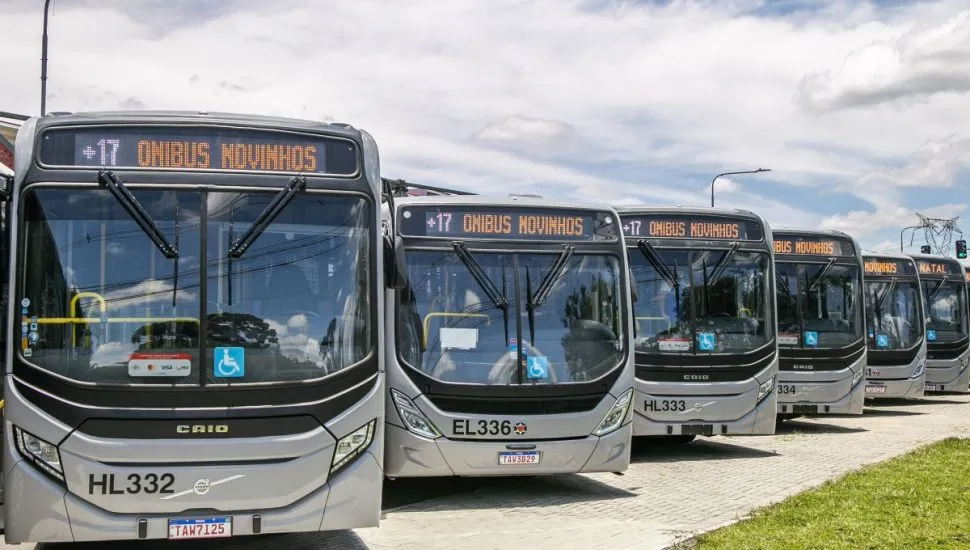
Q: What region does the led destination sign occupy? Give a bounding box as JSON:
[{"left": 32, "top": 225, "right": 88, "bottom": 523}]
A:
[
  {"left": 38, "top": 126, "right": 358, "bottom": 175},
  {"left": 399, "top": 206, "right": 617, "bottom": 241},
  {"left": 773, "top": 235, "right": 854, "bottom": 257},
  {"left": 619, "top": 214, "right": 764, "bottom": 241},
  {"left": 862, "top": 257, "right": 917, "bottom": 276},
  {"left": 916, "top": 260, "right": 963, "bottom": 277}
]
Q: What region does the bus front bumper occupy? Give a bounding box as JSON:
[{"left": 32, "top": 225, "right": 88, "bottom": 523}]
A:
[
  {"left": 924, "top": 359, "right": 970, "bottom": 393},
  {"left": 778, "top": 375, "right": 866, "bottom": 415},
  {"left": 3, "top": 450, "right": 382, "bottom": 544},
  {"left": 864, "top": 376, "right": 925, "bottom": 400},
  {"left": 384, "top": 422, "right": 632, "bottom": 478}
]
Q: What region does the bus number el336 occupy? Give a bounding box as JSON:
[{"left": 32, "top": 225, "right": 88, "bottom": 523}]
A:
[{"left": 453, "top": 419, "right": 514, "bottom": 436}]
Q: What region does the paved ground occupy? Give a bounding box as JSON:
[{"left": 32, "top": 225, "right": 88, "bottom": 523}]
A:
[{"left": 7, "top": 393, "right": 970, "bottom": 550}]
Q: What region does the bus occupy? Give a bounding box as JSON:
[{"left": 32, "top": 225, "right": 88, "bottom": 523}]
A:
[
  {"left": 861, "top": 252, "right": 926, "bottom": 399},
  {"left": 2, "top": 111, "right": 390, "bottom": 543},
  {"left": 383, "top": 193, "right": 635, "bottom": 477},
  {"left": 616, "top": 206, "right": 778, "bottom": 442},
  {"left": 773, "top": 229, "right": 866, "bottom": 417},
  {"left": 912, "top": 253, "right": 970, "bottom": 393}
]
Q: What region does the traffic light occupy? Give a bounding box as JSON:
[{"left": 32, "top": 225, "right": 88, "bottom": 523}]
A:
[
  {"left": 957, "top": 240, "right": 967, "bottom": 259},
  {"left": 921, "top": 245, "right": 932, "bottom": 254}
]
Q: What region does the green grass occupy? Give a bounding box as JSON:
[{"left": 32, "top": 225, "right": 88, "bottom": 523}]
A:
[{"left": 678, "top": 437, "right": 970, "bottom": 550}]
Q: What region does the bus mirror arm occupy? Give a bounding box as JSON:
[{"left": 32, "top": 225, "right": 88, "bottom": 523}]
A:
[{"left": 385, "top": 234, "right": 408, "bottom": 290}]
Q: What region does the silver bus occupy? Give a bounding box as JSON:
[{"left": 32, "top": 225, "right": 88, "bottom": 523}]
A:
[
  {"left": 2, "top": 111, "right": 389, "bottom": 543},
  {"left": 384, "top": 194, "right": 635, "bottom": 476},
  {"left": 773, "top": 229, "right": 866, "bottom": 417},
  {"left": 617, "top": 206, "right": 778, "bottom": 442},
  {"left": 861, "top": 252, "right": 926, "bottom": 399},
  {"left": 912, "top": 253, "right": 970, "bottom": 393}
]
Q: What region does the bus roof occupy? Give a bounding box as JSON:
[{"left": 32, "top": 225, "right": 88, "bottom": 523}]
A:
[
  {"left": 908, "top": 252, "right": 965, "bottom": 277},
  {"left": 771, "top": 227, "right": 853, "bottom": 240},
  {"left": 615, "top": 204, "right": 762, "bottom": 221},
  {"left": 30, "top": 110, "right": 361, "bottom": 139},
  {"left": 392, "top": 194, "right": 617, "bottom": 214},
  {"left": 862, "top": 250, "right": 915, "bottom": 262}
]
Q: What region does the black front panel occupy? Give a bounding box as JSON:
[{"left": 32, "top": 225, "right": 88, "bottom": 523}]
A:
[
  {"left": 77, "top": 415, "right": 322, "bottom": 439},
  {"left": 635, "top": 346, "right": 776, "bottom": 383},
  {"left": 405, "top": 366, "right": 621, "bottom": 415},
  {"left": 927, "top": 337, "right": 970, "bottom": 361},
  {"left": 867, "top": 347, "right": 921, "bottom": 367},
  {"left": 779, "top": 341, "right": 866, "bottom": 371},
  {"left": 12, "top": 359, "right": 378, "bottom": 430}
]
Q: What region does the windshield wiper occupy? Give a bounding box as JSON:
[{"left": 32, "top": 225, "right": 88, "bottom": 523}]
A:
[
  {"left": 775, "top": 272, "right": 793, "bottom": 297},
  {"left": 637, "top": 240, "right": 678, "bottom": 290},
  {"left": 929, "top": 275, "right": 951, "bottom": 300},
  {"left": 229, "top": 175, "right": 306, "bottom": 258},
  {"left": 877, "top": 278, "right": 898, "bottom": 310},
  {"left": 808, "top": 257, "right": 837, "bottom": 292},
  {"left": 706, "top": 242, "right": 740, "bottom": 286},
  {"left": 98, "top": 170, "right": 178, "bottom": 259},
  {"left": 530, "top": 245, "right": 575, "bottom": 308},
  {"left": 452, "top": 242, "right": 508, "bottom": 310}
]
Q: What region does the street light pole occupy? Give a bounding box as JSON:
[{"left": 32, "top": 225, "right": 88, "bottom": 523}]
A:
[
  {"left": 41, "top": 0, "right": 53, "bottom": 116},
  {"left": 711, "top": 168, "right": 771, "bottom": 208}
]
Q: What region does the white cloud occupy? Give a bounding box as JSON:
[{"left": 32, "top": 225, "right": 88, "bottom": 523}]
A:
[
  {"left": 2, "top": 0, "right": 970, "bottom": 251},
  {"left": 799, "top": 9, "right": 970, "bottom": 111}
]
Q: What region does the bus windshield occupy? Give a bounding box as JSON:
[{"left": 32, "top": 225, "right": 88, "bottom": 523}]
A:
[
  {"left": 920, "top": 279, "right": 967, "bottom": 343},
  {"left": 20, "top": 187, "right": 371, "bottom": 386},
  {"left": 397, "top": 249, "right": 624, "bottom": 384},
  {"left": 629, "top": 247, "right": 771, "bottom": 355},
  {"left": 776, "top": 262, "right": 863, "bottom": 348},
  {"left": 865, "top": 280, "right": 922, "bottom": 351}
]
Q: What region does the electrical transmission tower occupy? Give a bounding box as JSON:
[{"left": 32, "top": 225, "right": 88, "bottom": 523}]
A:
[{"left": 901, "top": 213, "right": 963, "bottom": 255}]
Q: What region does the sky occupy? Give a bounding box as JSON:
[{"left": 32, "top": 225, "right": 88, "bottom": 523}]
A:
[{"left": 2, "top": 0, "right": 970, "bottom": 258}]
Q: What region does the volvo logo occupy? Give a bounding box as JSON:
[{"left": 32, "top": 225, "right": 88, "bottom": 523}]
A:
[
  {"left": 193, "top": 479, "right": 211, "bottom": 495},
  {"left": 176, "top": 424, "right": 229, "bottom": 434},
  {"left": 684, "top": 374, "right": 710, "bottom": 381}
]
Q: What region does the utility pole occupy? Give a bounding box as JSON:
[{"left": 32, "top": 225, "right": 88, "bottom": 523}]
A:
[
  {"left": 41, "top": 0, "right": 53, "bottom": 116},
  {"left": 710, "top": 168, "right": 771, "bottom": 208}
]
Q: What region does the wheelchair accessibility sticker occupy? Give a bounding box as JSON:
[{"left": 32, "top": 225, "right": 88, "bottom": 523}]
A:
[
  {"left": 214, "top": 347, "right": 245, "bottom": 378},
  {"left": 697, "top": 332, "right": 716, "bottom": 352},
  {"left": 804, "top": 331, "right": 819, "bottom": 347},
  {"left": 527, "top": 356, "right": 549, "bottom": 380},
  {"left": 927, "top": 329, "right": 937, "bottom": 342},
  {"left": 875, "top": 334, "right": 890, "bottom": 348}
]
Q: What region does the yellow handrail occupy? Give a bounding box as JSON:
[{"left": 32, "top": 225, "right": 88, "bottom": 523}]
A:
[
  {"left": 422, "top": 312, "right": 491, "bottom": 350},
  {"left": 70, "top": 292, "right": 106, "bottom": 316}
]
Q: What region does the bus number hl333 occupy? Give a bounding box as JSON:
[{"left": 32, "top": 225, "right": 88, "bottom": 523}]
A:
[{"left": 645, "top": 400, "right": 687, "bottom": 412}]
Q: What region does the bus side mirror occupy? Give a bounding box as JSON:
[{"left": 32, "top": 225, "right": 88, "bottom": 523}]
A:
[{"left": 384, "top": 234, "right": 408, "bottom": 290}]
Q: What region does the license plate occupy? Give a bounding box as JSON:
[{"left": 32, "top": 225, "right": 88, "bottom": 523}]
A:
[
  {"left": 498, "top": 451, "right": 540, "bottom": 465},
  {"left": 682, "top": 424, "right": 714, "bottom": 436},
  {"left": 168, "top": 517, "right": 231, "bottom": 540},
  {"left": 865, "top": 385, "right": 887, "bottom": 394},
  {"left": 925, "top": 384, "right": 938, "bottom": 391},
  {"left": 792, "top": 404, "right": 818, "bottom": 415}
]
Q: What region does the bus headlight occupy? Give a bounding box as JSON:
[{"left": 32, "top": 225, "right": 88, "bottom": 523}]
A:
[
  {"left": 391, "top": 389, "right": 442, "bottom": 439},
  {"left": 911, "top": 357, "right": 926, "bottom": 379},
  {"left": 593, "top": 388, "right": 634, "bottom": 437},
  {"left": 330, "top": 419, "right": 376, "bottom": 475},
  {"left": 13, "top": 427, "right": 63, "bottom": 481},
  {"left": 757, "top": 377, "right": 774, "bottom": 402},
  {"left": 851, "top": 368, "right": 864, "bottom": 387}
]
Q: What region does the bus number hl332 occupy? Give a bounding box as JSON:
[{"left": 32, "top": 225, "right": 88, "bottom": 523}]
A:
[{"left": 88, "top": 473, "right": 175, "bottom": 495}]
